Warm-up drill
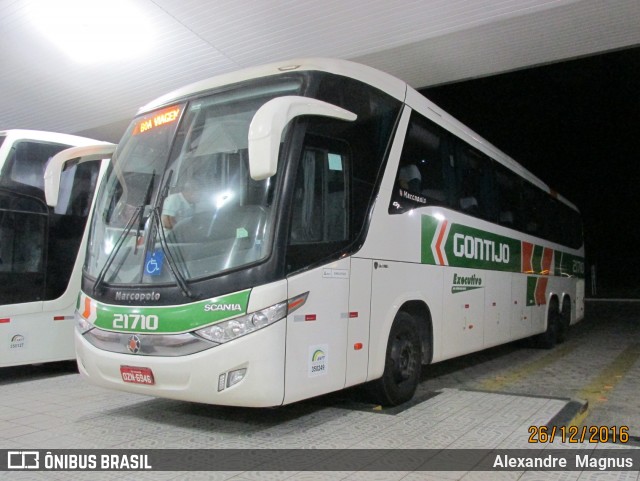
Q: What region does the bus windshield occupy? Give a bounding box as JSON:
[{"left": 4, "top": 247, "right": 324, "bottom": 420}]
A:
[{"left": 86, "top": 78, "right": 304, "bottom": 287}]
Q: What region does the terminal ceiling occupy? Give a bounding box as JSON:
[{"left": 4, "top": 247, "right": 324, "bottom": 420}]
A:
[{"left": 1, "top": 0, "right": 639, "bottom": 142}]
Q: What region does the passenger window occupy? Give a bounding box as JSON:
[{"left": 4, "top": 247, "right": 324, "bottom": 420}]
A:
[
  {"left": 521, "top": 182, "right": 544, "bottom": 236},
  {"left": 0, "top": 191, "right": 47, "bottom": 304},
  {"left": 454, "top": 142, "right": 495, "bottom": 221},
  {"left": 495, "top": 166, "right": 520, "bottom": 229},
  {"left": 390, "top": 111, "right": 450, "bottom": 214}
]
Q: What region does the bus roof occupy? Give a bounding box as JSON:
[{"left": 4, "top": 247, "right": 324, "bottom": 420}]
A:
[
  {"left": 0, "top": 129, "right": 101, "bottom": 147},
  {"left": 137, "top": 58, "right": 578, "bottom": 213},
  {"left": 138, "top": 58, "right": 408, "bottom": 114}
]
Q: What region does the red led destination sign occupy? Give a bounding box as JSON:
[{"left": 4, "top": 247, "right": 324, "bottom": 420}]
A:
[{"left": 132, "top": 105, "right": 181, "bottom": 135}]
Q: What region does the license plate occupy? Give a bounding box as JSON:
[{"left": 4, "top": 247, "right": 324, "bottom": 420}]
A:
[{"left": 120, "top": 366, "right": 155, "bottom": 385}]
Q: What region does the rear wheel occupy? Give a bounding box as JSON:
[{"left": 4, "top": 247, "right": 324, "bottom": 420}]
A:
[
  {"left": 537, "top": 302, "right": 560, "bottom": 349},
  {"left": 557, "top": 297, "right": 571, "bottom": 343},
  {"left": 370, "top": 312, "right": 422, "bottom": 406}
]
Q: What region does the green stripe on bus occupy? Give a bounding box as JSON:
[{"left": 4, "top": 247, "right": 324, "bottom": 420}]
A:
[
  {"left": 420, "top": 215, "right": 439, "bottom": 265},
  {"left": 90, "top": 289, "right": 251, "bottom": 334},
  {"left": 526, "top": 277, "right": 538, "bottom": 306},
  {"left": 420, "top": 214, "right": 584, "bottom": 278},
  {"left": 532, "top": 245, "right": 544, "bottom": 273},
  {"left": 443, "top": 222, "right": 521, "bottom": 272},
  {"left": 555, "top": 251, "right": 586, "bottom": 278}
]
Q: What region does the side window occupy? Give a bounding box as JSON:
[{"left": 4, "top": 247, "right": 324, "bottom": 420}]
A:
[
  {"left": 314, "top": 73, "right": 402, "bottom": 234},
  {"left": 0, "top": 191, "right": 47, "bottom": 304},
  {"left": 287, "top": 136, "right": 349, "bottom": 273},
  {"left": 55, "top": 160, "right": 101, "bottom": 217},
  {"left": 454, "top": 142, "right": 495, "bottom": 221},
  {"left": 495, "top": 165, "right": 521, "bottom": 229},
  {"left": 390, "top": 111, "right": 450, "bottom": 214},
  {"left": 3, "top": 141, "right": 71, "bottom": 191},
  {"left": 520, "top": 182, "right": 545, "bottom": 237},
  {"left": 46, "top": 160, "right": 102, "bottom": 300}
]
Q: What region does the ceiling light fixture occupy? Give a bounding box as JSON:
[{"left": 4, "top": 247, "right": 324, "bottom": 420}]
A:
[{"left": 29, "top": 0, "right": 153, "bottom": 64}]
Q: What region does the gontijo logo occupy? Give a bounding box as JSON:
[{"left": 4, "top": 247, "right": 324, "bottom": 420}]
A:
[
  {"left": 421, "top": 214, "right": 584, "bottom": 278},
  {"left": 453, "top": 233, "right": 510, "bottom": 264},
  {"left": 422, "top": 216, "right": 520, "bottom": 272}
]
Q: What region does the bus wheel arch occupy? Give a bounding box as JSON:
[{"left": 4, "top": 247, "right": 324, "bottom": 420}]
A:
[
  {"left": 398, "top": 300, "right": 433, "bottom": 364},
  {"left": 369, "top": 301, "right": 431, "bottom": 406}
]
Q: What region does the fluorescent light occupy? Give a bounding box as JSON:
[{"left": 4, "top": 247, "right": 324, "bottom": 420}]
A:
[{"left": 29, "top": 0, "right": 153, "bottom": 64}]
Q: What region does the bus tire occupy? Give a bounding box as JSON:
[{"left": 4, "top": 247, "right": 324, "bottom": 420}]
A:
[
  {"left": 557, "top": 298, "right": 571, "bottom": 343},
  {"left": 537, "top": 302, "right": 560, "bottom": 349},
  {"left": 371, "top": 311, "right": 422, "bottom": 406}
]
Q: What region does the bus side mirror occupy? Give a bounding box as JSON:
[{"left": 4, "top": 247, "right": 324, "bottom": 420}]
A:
[
  {"left": 44, "top": 143, "right": 116, "bottom": 207},
  {"left": 248, "top": 96, "right": 357, "bottom": 180}
]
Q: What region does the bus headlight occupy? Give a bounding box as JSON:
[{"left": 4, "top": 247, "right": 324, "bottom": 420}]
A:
[
  {"left": 75, "top": 311, "right": 94, "bottom": 334},
  {"left": 194, "top": 301, "right": 287, "bottom": 344}
]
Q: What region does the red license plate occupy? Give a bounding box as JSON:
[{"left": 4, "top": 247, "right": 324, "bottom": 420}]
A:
[{"left": 120, "top": 366, "right": 155, "bottom": 385}]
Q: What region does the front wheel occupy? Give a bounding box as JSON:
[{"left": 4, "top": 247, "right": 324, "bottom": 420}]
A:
[{"left": 370, "top": 312, "right": 422, "bottom": 406}]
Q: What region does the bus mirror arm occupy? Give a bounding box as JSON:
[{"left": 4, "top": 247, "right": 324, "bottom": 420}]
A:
[
  {"left": 247, "top": 96, "right": 357, "bottom": 181},
  {"left": 44, "top": 143, "right": 115, "bottom": 207}
]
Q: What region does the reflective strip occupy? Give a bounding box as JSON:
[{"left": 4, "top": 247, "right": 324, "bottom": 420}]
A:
[{"left": 82, "top": 296, "right": 92, "bottom": 319}]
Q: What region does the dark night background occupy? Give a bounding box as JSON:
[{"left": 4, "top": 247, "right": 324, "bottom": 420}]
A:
[{"left": 420, "top": 46, "right": 640, "bottom": 298}]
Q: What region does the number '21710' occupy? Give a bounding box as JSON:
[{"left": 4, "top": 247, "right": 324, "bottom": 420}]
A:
[{"left": 113, "top": 313, "right": 158, "bottom": 330}]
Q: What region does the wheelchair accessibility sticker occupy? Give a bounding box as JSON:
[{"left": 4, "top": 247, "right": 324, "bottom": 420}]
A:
[{"left": 144, "top": 250, "right": 164, "bottom": 276}]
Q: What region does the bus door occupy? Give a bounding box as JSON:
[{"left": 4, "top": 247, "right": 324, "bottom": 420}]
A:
[
  {"left": 511, "top": 274, "right": 532, "bottom": 339},
  {"left": 283, "top": 138, "right": 351, "bottom": 404}
]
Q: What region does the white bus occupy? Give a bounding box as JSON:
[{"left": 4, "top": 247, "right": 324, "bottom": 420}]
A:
[
  {"left": 75, "top": 59, "right": 584, "bottom": 407},
  {"left": 0, "top": 130, "right": 114, "bottom": 367}
]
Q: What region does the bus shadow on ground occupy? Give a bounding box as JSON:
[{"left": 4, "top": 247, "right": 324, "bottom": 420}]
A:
[{"left": 0, "top": 360, "right": 78, "bottom": 386}]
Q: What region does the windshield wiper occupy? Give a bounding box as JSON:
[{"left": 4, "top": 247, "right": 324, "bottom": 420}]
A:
[
  {"left": 146, "top": 169, "right": 193, "bottom": 298},
  {"left": 152, "top": 207, "right": 193, "bottom": 298},
  {"left": 134, "top": 170, "right": 155, "bottom": 254},
  {"left": 93, "top": 173, "right": 157, "bottom": 295},
  {"left": 92, "top": 204, "right": 143, "bottom": 295}
]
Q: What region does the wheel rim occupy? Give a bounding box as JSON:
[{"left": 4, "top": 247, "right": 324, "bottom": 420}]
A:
[{"left": 390, "top": 332, "right": 417, "bottom": 384}]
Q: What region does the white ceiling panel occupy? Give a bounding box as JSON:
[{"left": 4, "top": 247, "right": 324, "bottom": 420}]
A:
[{"left": 0, "top": 0, "right": 638, "bottom": 140}]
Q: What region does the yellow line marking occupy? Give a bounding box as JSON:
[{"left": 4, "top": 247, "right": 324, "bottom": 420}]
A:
[
  {"left": 569, "top": 405, "right": 590, "bottom": 428},
  {"left": 479, "top": 342, "right": 576, "bottom": 392},
  {"left": 567, "top": 343, "right": 640, "bottom": 427}
]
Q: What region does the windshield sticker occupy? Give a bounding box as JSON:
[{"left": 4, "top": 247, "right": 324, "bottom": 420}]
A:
[
  {"left": 144, "top": 250, "right": 164, "bottom": 277},
  {"left": 9, "top": 334, "right": 26, "bottom": 350},
  {"left": 133, "top": 105, "right": 181, "bottom": 136},
  {"left": 309, "top": 344, "right": 328, "bottom": 377},
  {"left": 322, "top": 268, "right": 349, "bottom": 279}
]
